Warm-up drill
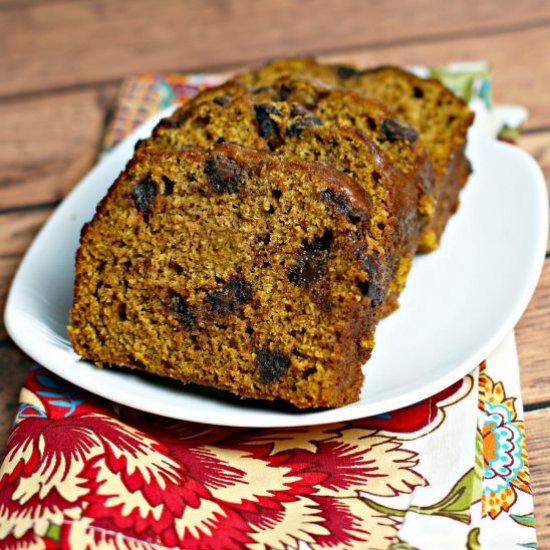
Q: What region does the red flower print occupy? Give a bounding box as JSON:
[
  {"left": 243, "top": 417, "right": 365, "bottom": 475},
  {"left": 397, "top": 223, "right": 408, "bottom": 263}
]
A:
[{"left": 0, "top": 368, "right": 429, "bottom": 549}]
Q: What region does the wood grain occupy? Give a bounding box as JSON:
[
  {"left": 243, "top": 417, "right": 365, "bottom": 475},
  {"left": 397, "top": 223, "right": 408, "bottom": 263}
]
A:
[
  {"left": 519, "top": 131, "right": 550, "bottom": 180},
  {"left": 0, "top": 209, "right": 53, "bottom": 257},
  {"left": 0, "top": 87, "right": 113, "bottom": 210},
  {"left": 517, "top": 132, "right": 550, "bottom": 252},
  {"left": 1, "top": 0, "right": 550, "bottom": 101},
  {"left": 0, "top": 344, "right": 33, "bottom": 450},
  {"left": 517, "top": 260, "right": 550, "bottom": 407},
  {"left": 524, "top": 407, "right": 550, "bottom": 543},
  {"left": 0, "top": 255, "right": 24, "bottom": 340}
]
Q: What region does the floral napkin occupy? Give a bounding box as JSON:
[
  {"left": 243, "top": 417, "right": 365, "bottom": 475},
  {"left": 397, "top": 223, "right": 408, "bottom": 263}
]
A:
[{"left": 0, "top": 65, "right": 537, "bottom": 549}]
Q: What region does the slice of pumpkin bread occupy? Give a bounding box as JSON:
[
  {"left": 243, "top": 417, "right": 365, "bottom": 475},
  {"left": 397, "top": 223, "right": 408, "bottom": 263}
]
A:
[
  {"left": 139, "top": 96, "right": 419, "bottom": 315},
  {"left": 250, "top": 75, "right": 435, "bottom": 245},
  {"left": 235, "top": 58, "right": 475, "bottom": 251},
  {"left": 69, "top": 144, "right": 385, "bottom": 408}
]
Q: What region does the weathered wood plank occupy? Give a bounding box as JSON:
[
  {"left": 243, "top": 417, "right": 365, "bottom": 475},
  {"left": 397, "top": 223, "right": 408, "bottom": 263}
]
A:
[
  {"left": 0, "top": 344, "right": 33, "bottom": 450},
  {"left": 0, "top": 209, "right": 53, "bottom": 257},
  {"left": 517, "top": 260, "right": 550, "bottom": 407},
  {"left": 0, "top": 255, "right": 24, "bottom": 339},
  {"left": 2, "top": 0, "right": 550, "bottom": 108},
  {"left": 524, "top": 407, "right": 550, "bottom": 542},
  {"left": 0, "top": 87, "right": 113, "bottom": 210},
  {"left": 517, "top": 132, "right": 550, "bottom": 252}
]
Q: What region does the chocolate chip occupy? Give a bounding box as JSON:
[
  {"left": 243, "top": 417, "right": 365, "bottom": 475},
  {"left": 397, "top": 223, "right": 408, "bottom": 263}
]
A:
[
  {"left": 347, "top": 211, "right": 367, "bottom": 224},
  {"left": 257, "top": 349, "right": 290, "bottom": 384},
  {"left": 207, "top": 278, "right": 252, "bottom": 315},
  {"left": 256, "top": 233, "right": 271, "bottom": 245},
  {"left": 320, "top": 188, "right": 368, "bottom": 224},
  {"left": 360, "top": 255, "right": 384, "bottom": 306},
  {"left": 169, "top": 260, "right": 183, "bottom": 275},
  {"left": 213, "top": 95, "right": 232, "bottom": 106},
  {"left": 171, "top": 294, "right": 196, "bottom": 329},
  {"left": 413, "top": 86, "right": 424, "bottom": 99},
  {"left": 205, "top": 154, "right": 244, "bottom": 194},
  {"left": 466, "top": 158, "right": 473, "bottom": 175},
  {"left": 117, "top": 303, "right": 127, "bottom": 321},
  {"left": 254, "top": 104, "right": 281, "bottom": 138},
  {"left": 290, "top": 103, "right": 310, "bottom": 117},
  {"left": 357, "top": 280, "right": 371, "bottom": 296},
  {"left": 336, "top": 64, "right": 361, "bottom": 79},
  {"left": 278, "top": 83, "right": 293, "bottom": 101},
  {"left": 162, "top": 175, "right": 175, "bottom": 195},
  {"left": 319, "top": 188, "right": 351, "bottom": 213},
  {"left": 288, "top": 230, "right": 332, "bottom": 286},
  {"left": 156, "top": 113, "right": 187, "bottom": 129},
  {"left": 286, "top": 112, "right": 323, "bottom": 137},
  {"left": 381, "top": 118, "right": 418, "bottom": 143},
  {"left": 131, "top": 176, "right": 156, "bottom": 213},
  {"left": 252, "top": 86, "right": 270, "bottom": 95},
  {"left": 134, "top": 138, "right": 145, "bottom": 151}
]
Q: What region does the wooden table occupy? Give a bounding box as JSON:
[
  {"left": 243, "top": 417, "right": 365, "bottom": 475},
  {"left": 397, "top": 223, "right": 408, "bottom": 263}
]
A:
[{"left": 1, "top": 0, "right": 549, "bottom": 542}]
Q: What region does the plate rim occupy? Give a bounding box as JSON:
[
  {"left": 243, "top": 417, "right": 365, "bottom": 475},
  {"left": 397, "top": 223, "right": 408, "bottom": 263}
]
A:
[{"left": 4, "top": 130, "right": 548, "bottom": 428}]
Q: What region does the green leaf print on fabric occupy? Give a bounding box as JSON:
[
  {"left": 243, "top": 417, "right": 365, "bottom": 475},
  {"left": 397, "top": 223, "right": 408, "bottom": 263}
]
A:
[
  {"left": 389, "top": 542, "right": 419, "bottom": 550},
  {"left": 363, "top": 468, "right": 477, "bottom": 524},
  {"left": 45, "top": 523, "right": 61, "bottom": 542},
  {"left": 466, "top": 527, "right": 480, "bottom": 550},
  {"left": 511, "top": 513, "right": 535, "bottom": 528}
]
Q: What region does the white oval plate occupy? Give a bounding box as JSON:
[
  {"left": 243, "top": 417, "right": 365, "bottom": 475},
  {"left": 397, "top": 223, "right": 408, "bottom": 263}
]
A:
[{"left": 4, "top": 108, "right": 548, "bottom": 428}]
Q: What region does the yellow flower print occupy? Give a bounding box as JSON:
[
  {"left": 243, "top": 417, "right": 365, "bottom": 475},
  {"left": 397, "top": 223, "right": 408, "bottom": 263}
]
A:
[{"left": 479, "top": 369, "right": 531, "bottom": 519}]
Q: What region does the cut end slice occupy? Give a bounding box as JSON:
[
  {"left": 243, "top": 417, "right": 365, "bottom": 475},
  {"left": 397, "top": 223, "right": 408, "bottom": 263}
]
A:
[{"left": 69, "top": 144, "right": 386, "bottom": 408}]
